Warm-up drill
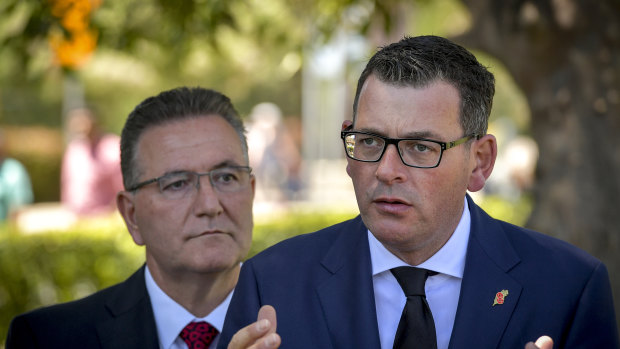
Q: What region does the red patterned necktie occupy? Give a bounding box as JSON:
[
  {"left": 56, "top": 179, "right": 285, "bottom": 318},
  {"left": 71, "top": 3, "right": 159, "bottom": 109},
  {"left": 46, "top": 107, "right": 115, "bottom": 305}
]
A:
[{"left": 180, "top": 321, "right": 219, "bottom": 349}]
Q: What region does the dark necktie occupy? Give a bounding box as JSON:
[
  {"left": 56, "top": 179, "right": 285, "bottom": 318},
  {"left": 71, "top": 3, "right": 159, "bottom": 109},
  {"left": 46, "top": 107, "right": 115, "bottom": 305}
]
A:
[
  {"left": 180, "top": 321, "right": 219, "bottom": 349},
  {"left": 391, "top": 266, "right": 438, "bottom": 349}
]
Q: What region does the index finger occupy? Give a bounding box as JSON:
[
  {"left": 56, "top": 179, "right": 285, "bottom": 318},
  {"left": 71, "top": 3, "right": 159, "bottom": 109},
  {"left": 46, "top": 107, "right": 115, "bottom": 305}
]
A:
[{"left": 257, "top": 305, "right": 277, "bottom": 334}]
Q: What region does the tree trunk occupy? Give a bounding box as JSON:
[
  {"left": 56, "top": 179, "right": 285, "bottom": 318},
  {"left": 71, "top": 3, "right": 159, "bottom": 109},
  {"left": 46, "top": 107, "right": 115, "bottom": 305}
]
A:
[{"left": 457, "top": 0, "right": 620, "bottom": 326}]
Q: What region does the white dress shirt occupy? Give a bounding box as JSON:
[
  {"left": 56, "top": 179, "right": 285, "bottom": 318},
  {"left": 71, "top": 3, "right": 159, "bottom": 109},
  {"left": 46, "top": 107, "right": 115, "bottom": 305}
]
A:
[
  {"left": 370, "top": 197, "right": 471, "bottom": 349},
  {"left": 144, "top": 266, "right": 233, "bottom": 349}
]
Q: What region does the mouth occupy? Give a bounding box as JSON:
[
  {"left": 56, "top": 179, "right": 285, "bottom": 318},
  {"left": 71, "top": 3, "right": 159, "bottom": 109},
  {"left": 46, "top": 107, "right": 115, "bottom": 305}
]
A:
[
  {"left": 192, "top": 230, "right": 226, "bottom": 239},
  {"left": 373, "top": 196, "right": 411, "bottom": 213}
]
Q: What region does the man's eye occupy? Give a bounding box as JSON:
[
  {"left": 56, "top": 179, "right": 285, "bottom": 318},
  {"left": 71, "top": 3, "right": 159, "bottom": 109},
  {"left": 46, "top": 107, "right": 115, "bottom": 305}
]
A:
[
  {"left": 214, "top": 172, "right": 239, "bottom": 184},
  {"left": 360, "top": 137, "right": 380, "bottom": 146},
  {"left": 404, "top": 140, "right": 439, "bottom": 153},
  {"left": 414, "top": 143, "right": 430, "bottom": 152},
  {"left": 160, "top": 175, "right": 193, "bottom": 191},
  {"left": 163, "top": 180, "right": 190, "bottom": 191}
]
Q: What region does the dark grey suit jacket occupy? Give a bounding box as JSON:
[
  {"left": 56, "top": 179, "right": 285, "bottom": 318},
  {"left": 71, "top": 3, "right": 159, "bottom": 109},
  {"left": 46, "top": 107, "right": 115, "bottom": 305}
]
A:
[{"left": 6, "top": 266, "right": 159, "bottom": 349}]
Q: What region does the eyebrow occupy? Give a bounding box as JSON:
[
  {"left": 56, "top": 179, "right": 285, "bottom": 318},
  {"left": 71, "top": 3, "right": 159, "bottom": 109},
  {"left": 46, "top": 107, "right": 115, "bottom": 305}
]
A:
[
  {"left": 159, "top": 161, "right": 245, "bottom": 178},
  {"left": 353, "top": 127, "right": 443, "bottom": 140}
]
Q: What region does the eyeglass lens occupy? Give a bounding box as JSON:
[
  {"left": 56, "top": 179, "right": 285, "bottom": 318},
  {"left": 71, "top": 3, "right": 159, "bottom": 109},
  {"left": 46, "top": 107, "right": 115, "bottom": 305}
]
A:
[{"left": 344, "top": 133, "right": 442, "bottom": 167}]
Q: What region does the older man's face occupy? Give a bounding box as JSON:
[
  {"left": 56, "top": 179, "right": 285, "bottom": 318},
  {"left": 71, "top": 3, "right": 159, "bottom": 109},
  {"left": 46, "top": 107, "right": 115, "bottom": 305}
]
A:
[{"left": 120, "top": 115, "right": 254, "bottom": 279}]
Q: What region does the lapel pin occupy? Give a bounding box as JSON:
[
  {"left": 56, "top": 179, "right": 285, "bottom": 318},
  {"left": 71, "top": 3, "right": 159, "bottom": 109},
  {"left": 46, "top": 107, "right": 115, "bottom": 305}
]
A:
[{"left": 493, "top": 289, "right": 509, "bottom": 306}]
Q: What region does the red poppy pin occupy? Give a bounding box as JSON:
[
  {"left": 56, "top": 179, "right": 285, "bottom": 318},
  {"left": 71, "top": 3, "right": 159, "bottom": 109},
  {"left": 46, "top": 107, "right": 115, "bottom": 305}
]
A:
[{"left": 493, "top": 290, "right": 509, "bottom": 306}]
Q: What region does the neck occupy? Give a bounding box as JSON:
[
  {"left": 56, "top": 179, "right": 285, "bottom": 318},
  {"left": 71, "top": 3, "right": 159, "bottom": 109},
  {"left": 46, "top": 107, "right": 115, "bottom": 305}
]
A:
[
  {"left": 148, "top": 263, "right": 240, "bottom": 317},
  {"left": 389, "top": 238, "right": 449, "bottom": 266}
]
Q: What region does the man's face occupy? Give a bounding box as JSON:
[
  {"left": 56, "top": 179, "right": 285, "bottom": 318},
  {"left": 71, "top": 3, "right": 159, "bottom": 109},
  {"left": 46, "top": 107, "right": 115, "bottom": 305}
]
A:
[
  {"left": 119, "top": 116, "right": 254, "bottom": 279},
  {"left": 346, "top": 75, "right": 476, "bottom": 264}
]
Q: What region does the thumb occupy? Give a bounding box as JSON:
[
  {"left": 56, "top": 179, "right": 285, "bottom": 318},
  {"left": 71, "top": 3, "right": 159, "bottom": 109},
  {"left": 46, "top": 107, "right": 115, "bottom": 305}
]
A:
[
  {"left": 524, "top": 336, "right": 553, "bottom": 349},
  {"left": 535, "top": 336, "right": 553, "bottom": 349},
  {"left": 257, "top": 305, "right": 277, "bottom": 334}
]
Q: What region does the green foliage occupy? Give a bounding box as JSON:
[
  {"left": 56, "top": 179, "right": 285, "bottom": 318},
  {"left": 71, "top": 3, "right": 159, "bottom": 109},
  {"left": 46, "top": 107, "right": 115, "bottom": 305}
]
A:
[
  {"left": 3, "top": 125, "right": 64, "bottom": 203},
  {"left": 13, "top": 151, "right": 62, "bottom": 203},
  {"left": 0, "top": 218, "right": 144, "bottom": 345},
  {"left": 478, "top": 193, "right": 533, "bottom": 227},
  {"left": 250, "top": 209, "right": 357, "bottom": 257}
]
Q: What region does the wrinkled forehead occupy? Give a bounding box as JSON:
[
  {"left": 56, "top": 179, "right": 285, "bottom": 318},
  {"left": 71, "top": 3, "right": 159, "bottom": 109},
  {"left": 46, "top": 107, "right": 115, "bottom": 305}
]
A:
[
  {"left": 355, "top": 74, "right": 461, "bottom": 119},
  {"left": 354, "top": 77, "right": 464, "bottom": 140},
  {"left": 134, "top": 115, "right": 246, "bottom": 176}
]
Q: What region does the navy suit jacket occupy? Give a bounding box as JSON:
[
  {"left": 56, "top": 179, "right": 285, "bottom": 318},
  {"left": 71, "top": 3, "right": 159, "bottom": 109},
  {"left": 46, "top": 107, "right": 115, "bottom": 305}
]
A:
[
  {"left": 220, "top": 196, "right": 619, "bottom": 348},
  {"left": 6, "top": 266, "right": 159, "bottom": 349}
]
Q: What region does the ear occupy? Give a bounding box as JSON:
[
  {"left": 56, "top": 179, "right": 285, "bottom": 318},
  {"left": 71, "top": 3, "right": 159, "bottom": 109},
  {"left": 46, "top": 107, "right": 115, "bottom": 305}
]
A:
[
  {"left": 249, "top": 174, "right": 256, "bottom": 200},
  {"left": 467, "top": 134, "right": 497, "bottom": 192},
  {"left": 345, "top": 159, "right": 354, "bottom": 179},
  {"left": 116, "top": 191, "right": 145, "bottom": 246}
]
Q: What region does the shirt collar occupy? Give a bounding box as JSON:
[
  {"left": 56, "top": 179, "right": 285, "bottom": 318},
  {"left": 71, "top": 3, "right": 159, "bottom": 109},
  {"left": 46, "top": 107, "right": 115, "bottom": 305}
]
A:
[
  {"left": 144, "top": 266, "right": 233, "bottom": 348},
  {"left": 369, "top": 196, "right": 471, "bottom": 278}
]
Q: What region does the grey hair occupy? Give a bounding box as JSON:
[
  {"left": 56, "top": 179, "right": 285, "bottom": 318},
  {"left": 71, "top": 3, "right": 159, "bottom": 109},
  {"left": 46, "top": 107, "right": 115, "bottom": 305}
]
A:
[{"left": 120, "top": 87, "right": 248, "bottom": 190}]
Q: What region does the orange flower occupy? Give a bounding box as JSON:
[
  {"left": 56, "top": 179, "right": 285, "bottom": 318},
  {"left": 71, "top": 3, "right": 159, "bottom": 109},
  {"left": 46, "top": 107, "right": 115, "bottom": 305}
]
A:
[
  {"left": 48, "top": 0, "right": 102, "bottom": 69},
  {"left": 49, "top": 29, "right": 98, "bottom": 69}
]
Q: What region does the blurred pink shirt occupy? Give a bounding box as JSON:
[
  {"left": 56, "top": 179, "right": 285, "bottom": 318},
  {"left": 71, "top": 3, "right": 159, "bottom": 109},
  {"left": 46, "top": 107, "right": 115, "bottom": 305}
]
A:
[{"left": 61, "top": 134, "right": 123, "bottom": 216}]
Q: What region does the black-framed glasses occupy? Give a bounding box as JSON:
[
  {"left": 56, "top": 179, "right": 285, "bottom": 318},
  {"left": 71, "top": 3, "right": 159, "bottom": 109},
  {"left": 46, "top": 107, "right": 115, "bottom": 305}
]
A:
[
  {"left": 127, "top": 166, "right": 253, "bottom": 200},
  {"left": 341, "top": 129, "right": 479, "bottom": 168}
]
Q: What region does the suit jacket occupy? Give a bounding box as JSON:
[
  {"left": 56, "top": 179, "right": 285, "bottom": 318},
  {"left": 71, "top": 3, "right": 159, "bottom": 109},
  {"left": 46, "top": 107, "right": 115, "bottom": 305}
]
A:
[
  {"left": 6, "top": 266, "right": 159, "bottom": 349},
  {"left": 220, "top": 195, "right": 619, "bottom": 348}
]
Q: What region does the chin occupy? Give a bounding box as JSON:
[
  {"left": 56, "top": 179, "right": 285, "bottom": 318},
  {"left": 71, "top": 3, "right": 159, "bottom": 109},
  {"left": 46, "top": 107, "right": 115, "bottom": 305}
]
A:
[
  {"left": 191, "top": 253, "right": 240, "bottom": 272},
  {"left": 375, "top": 230, "right": 414, "bottom": 244},
  {"left": 189, "top": 261, "right": 237, "bottom": 275}
]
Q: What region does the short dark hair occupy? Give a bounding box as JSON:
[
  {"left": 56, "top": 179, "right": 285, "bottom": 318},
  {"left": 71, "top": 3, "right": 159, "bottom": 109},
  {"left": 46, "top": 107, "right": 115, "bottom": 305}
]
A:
[
  {"left": 120, "top": 86, "right": 248, "bottom": 190},
  {"left": 353, "top": 35, "right": 495, "bottom": 136}
]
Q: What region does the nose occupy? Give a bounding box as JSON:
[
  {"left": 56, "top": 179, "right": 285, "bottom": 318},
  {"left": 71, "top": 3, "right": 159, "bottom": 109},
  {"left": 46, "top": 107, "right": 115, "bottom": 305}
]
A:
[
  {"left": 192, "top": 176, "right": 224, "bottom": 217},
  {"left": 375, "top": 144, "right": 408, "bottom": 184}
]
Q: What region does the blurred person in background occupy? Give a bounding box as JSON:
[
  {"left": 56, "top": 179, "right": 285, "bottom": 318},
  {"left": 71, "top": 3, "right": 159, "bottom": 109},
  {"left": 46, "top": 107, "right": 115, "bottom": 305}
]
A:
[
  {"left": 246, "top": 102, "right": 302, "bottom": 203},
  {"left": 61, "top": 107, "right": 123, "bottom": 216},
  {"left": 7, "top": 86, "right": 255, "bottom": 349},
  {"left": 0, "top": 129, "right": 34, "bottom": 221}
]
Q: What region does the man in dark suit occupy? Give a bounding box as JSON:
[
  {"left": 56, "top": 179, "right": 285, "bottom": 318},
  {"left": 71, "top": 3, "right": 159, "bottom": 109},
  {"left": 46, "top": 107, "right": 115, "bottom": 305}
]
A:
[
  {"left": 220, "top": 36, "right": 619, "bottom": 348},
  {"left": 7, "top": 87, "right": 256, "bottom": 349}
]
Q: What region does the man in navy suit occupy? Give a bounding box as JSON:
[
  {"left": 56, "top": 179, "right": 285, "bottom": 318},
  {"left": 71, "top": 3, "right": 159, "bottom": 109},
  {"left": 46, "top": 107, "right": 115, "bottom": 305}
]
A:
[
  {"left": 6, "top": 87, "right": 256, "bottom": 349},
  {"left": 220, "top": 36, "right": 619, "bottom": 348}
]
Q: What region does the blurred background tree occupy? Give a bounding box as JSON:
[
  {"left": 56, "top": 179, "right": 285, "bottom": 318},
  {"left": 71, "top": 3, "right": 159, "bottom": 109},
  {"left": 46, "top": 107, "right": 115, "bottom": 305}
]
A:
[
  {"left": 454, "top": 0, "right": 620, "bottom": 325},
  {"left": 1, "top": 0, "right": 618, "bottom": 331}
]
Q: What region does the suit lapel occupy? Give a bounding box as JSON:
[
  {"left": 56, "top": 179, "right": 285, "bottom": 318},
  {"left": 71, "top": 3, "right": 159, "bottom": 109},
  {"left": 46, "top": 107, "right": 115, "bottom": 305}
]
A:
[
  {"left": 449, "top": 196, "right": 522, "bottom": 348},
  {"left": 96, "top": 266, "right": 160, "bottom": 349},
  {"left": 316, "top": 216, "right": 382, "bottom": 349}
]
